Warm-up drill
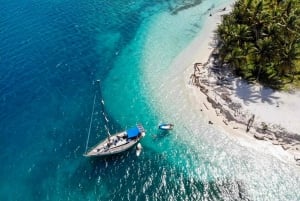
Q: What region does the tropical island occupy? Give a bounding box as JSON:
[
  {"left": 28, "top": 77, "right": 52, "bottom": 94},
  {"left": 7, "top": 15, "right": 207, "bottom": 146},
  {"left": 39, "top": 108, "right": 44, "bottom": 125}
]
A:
[{"left": 188, "top": 0, "right": 300, "bottom": 165}]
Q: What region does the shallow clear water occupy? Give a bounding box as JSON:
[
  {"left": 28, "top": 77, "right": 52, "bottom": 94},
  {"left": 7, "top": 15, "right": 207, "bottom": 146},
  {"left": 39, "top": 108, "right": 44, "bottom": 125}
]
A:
[{"left": 1, "top": 0, "right": 300, "bottom": 200}]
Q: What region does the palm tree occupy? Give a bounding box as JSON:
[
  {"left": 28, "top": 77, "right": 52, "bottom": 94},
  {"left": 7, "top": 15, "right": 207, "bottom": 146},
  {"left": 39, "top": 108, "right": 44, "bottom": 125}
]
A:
[
  {"left": 224, "top": 47, "right": 245, "bottom": 72},
  {"left": 278, "top": 41, "right": 300, "bottom": 81},
  {"left": 233, "top": 24, "right": 252, "bottom": 46},
  {"left": 215, "top": 0, "right": 300, "bottom": 86},
  {"left": 254, "top": 37, "right": 274, "bottom": 81}
]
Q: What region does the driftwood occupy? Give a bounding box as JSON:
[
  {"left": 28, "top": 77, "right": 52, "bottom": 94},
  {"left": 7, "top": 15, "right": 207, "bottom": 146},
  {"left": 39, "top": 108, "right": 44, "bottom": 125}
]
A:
[
  {"left": 194, "top": 62, "right": 203, "bottom": 72},
  {"left": 222, "top": 109, "right": 235, "bottom": 122},
  {"left": 220, "top": 93, "right": 232, "bottom": 103},
  {"left": 207, "top": 96, "right": 221, "bottom": 109},
  {"left": 206, "top": 96, "right": 235, "bottom": 121},
  {"left": 246, "top": 115, "right": 255, "bottom": 132},
  {"left": 200, "top": 85, "right": 208, "bottom": 93}
]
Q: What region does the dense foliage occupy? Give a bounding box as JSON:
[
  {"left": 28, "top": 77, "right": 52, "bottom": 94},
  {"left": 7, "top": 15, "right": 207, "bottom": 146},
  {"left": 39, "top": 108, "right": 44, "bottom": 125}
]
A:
[{"left": 217, "top": 0, "right": 300, "bottom": 88}]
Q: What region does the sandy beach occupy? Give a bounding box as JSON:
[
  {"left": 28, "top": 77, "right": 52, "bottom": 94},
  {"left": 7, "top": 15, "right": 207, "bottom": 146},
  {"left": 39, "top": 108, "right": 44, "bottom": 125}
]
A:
[{"left": 181, "top": 4, "right": 300, "bottom": 166}]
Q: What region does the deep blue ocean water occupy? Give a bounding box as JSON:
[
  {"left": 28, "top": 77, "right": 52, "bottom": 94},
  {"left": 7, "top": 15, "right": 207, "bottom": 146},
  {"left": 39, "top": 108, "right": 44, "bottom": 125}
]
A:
[{"left": 1, "top": 0, "right": 300, "bottom": 200}]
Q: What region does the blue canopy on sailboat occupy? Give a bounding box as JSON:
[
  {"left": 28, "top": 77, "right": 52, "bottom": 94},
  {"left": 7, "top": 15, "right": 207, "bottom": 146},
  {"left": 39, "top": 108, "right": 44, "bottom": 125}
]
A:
[{"left": 126, "top": 127, "right": 140, "bottom": 139}]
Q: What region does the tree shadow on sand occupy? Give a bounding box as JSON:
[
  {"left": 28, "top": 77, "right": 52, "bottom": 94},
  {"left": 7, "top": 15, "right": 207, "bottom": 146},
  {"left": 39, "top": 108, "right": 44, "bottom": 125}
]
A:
[
  {"left": 258, "top": 86, "right": 280, "bottom": 105},
  {"left": 234, "top": 79, "right": 279, "bottom": 106}
]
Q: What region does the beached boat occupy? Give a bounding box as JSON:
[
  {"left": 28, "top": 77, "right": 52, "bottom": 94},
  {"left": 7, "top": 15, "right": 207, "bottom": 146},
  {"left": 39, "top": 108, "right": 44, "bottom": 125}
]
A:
[
  {"left": 158, "top": 123, "right": 174, "bottom": 130},
  {"left": 84, "top": 124, "right": 146, "bottom": 157}
]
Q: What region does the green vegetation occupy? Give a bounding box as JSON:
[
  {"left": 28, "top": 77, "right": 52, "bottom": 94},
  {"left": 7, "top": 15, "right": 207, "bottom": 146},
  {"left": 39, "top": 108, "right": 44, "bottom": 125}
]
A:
[{"left": 216, "top": 0, "right": 300, "bottom": 89}]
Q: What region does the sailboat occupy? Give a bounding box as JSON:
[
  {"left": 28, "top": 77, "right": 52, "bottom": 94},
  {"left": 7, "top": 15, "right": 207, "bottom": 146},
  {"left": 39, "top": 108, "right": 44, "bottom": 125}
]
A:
[
  {"left": 84, "top": 124, "right": 145, "bottom": 157},
  {"left": 84, "top": 80, "right": 146, "bottom": 157}
]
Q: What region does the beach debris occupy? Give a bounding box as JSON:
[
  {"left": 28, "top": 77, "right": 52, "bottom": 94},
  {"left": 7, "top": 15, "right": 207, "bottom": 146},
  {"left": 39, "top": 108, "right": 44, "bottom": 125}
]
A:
[
  {"left": 222, "top": 109, "right": 235, "bottom": 122},
  {"left": 294, "top": 154, "right": 300, "bottom": 161},
  {"left": 207, "top": 96, "right": 220, "bottom": 109},
  {"left": 194, "top": 62, "right": 203, "bottom": 72},
  {"left": 254, "top": 133, "right": 265, "bottom": 140},
  {"left": 282, "top": 144, "right": 292, "bottom": 150},
  {"left": 203, "top": 102, "right": 209, "bottom": 110},
  {"left": 220, "top": 93, "right": 232, "bottom": 103},
  {"left": 264, "top": 134, "right": 276, "bottom": 141},
  {"left": 272, "top": 140, "right": 283, "bottom": 145},
  {"left": 190, "top": 63, "right": 202, "bottom": 84},
  {"left": 246, "top": 115, "right": 255, "bottom": 132},
  {"left": 261, "top": 122, "right": 268, "bottom": 133},
  {"left": 208, "top": 120, "right": 213, "bottom": 125}
]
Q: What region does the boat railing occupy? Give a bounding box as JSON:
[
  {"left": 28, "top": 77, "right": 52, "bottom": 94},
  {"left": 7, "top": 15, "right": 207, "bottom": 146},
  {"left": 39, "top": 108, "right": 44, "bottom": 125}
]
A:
[{"left": 137, "top": 124, "right": 145, "bottom": 133}]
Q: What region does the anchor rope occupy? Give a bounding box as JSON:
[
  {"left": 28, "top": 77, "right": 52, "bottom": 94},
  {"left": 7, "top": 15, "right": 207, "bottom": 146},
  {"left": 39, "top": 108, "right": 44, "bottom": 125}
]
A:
[
  {"left": 84, "top": 80, "right": 112, "bottom": 154},
  {"left": 84, "top": 92, "right": 97, "bottom": 154}
]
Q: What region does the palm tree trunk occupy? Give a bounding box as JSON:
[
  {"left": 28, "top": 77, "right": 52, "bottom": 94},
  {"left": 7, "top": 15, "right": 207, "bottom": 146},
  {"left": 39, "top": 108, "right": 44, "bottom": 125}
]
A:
[
  {"left": 291, "top": 70, "right": 295, "bottom": 82},
  {"left": 256, "top": 65, "right": 262, "bottom": 81}
]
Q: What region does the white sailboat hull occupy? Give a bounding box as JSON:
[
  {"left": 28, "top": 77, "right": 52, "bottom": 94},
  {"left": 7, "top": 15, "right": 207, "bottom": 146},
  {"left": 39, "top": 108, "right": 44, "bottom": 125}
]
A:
[{"left": 84, "top": 124, "right": 145, "bottom": 157}]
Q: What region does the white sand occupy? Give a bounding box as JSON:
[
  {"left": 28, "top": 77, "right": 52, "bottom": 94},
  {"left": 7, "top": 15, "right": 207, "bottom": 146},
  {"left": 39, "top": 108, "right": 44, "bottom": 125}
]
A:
[
  {"left": 178, "top": 4, "right": 300, "bottom": 165},
  {"left": 229, "top": 80, "right": 300, "bottom": 133}
]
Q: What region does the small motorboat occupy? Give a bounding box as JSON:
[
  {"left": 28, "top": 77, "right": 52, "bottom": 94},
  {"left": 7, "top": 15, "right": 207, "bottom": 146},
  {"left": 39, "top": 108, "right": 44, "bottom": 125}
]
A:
[{"left": 158, "top": 123, "right": 174, "bottom": 130}]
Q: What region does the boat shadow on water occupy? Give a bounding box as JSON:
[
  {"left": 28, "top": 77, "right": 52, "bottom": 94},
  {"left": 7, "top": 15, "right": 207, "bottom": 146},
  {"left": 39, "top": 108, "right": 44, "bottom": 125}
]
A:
[{"left": 88, "top": 148, "right": 141, "bottom": 166}]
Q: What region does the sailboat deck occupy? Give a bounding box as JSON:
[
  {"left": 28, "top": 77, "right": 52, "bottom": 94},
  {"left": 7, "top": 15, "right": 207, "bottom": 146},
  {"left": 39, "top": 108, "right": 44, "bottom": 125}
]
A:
[{"left": 85, "top": 131, "right": 140, "bottom": 157}]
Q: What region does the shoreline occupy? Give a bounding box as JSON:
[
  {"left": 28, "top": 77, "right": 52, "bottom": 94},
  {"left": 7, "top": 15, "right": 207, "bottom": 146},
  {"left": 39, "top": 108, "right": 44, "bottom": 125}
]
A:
[{"left": 182, "top": 4, "right": 300, "bottom": 166}]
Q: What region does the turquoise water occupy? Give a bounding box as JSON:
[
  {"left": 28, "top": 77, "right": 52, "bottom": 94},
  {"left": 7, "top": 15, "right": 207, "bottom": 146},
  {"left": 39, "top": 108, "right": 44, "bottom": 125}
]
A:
[{"left": 1, "top": 0, "right": 300, "bottom": 200}]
